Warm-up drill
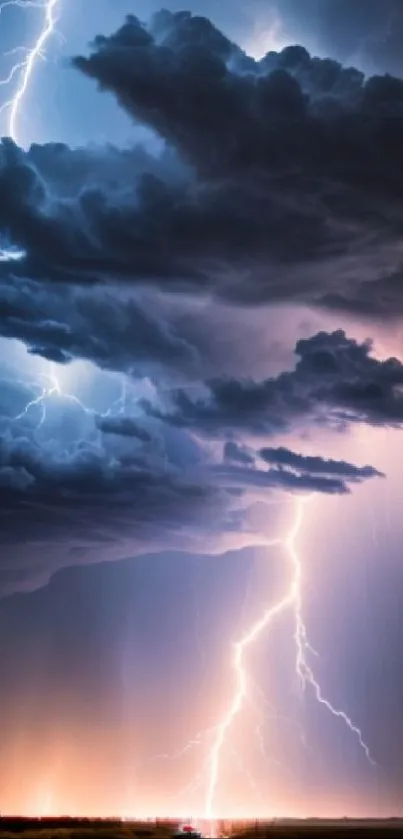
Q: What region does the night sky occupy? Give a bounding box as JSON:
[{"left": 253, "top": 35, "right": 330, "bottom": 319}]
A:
[{"left": 0, "top": 0, "right": 403, "bottom": 821}]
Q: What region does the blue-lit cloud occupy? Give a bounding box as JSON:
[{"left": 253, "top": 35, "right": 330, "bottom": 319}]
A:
[
  {"left": 0, "top": 8, "right": 401, "bottom": 596},
  {"left": 0, "top": 328, "right": 386, "bottom": 594},
  {"left": 0, "top": 11, "right": 402, "bottom": 323}
]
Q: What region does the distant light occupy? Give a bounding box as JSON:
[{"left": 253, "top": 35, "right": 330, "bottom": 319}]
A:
[
  {"left": 0, "top": 245, "right": 26, "bottom": 262},
  {"left": 245, "top": 11, "right": 288, "bottom": 60}
]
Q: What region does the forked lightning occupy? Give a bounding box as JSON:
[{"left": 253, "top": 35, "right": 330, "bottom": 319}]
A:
[
  {"left": 0, "top": 0, "right": 59, "bottom": 142},
  {"left": 13, "top": 362, "right": 129, "bottom": 428},
  {"left": 205, "top": 498, "right": 375, "bottom": 821}
]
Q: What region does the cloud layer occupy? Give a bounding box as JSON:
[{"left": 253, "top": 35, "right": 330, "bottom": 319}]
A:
[
  {"left": 0, "top": 9, "right": 402, "bottom": 328},
  {"left": 1, "top": 8, "right": 402, "bottom": 591},
  {"left": 145, "top": 330, "right": 403, "bottom": 433},
  {"left": 0, "top": 329, "right": 386, "bottom": 592}
]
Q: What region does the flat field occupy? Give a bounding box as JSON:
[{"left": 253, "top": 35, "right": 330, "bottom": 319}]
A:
[
  {"left": 1, "top": 818, "right": 403, "bottom": 839},
  {"left": 230, "top": 820, "right": 403, "bottom": 838}
]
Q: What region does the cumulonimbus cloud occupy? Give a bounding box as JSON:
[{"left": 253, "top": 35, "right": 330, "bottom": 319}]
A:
[
  {"left": 0, "top": 327, "right": 389, "bottom": 593},
  {"left": 0, "top": 9, "right": 402, "bottom": 320},
  {"left": 142, "top": 330, "right": 403, "bottom": 433},
  {"left": 0, "top": 9, "right": 401, "bottom": 594}
]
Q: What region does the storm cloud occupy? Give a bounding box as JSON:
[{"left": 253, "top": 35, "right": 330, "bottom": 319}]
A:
[
  {"left": 0, "top": 8, "right": 401, "bottom": 593},
  {"left": 95, "top": 415, "right": 152, "bottom": 440},
  {"left": 145, "top": 330, "right": 403, "bottom": 434},
  {"left": 273, "top": 0, "right": 403, "bottom": 78},
  {"left": 1, "top": 322, "right": 396, "bottom": 593},
  {"left": 0, "top": 9, "right": 401, "bottom": 320},
  {"left": 0, "top": 408, "right": 382, "bottom": 593},
  {"left": 259, "top": 446, "right": 382, "bottom": 481},
  {"left": 0, "top": 277, "right": 197, "bottom": 377}
]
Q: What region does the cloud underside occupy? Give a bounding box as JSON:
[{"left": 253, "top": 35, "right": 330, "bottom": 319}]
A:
[
  {"left": 0, "top": 407, "right": 382, "bottom": 594},
  {"left": 1, "top": 8, "right": 403, "bottom": 590},
  {"left": 0, "top": 328, "right": 389, "bottom": 591}
]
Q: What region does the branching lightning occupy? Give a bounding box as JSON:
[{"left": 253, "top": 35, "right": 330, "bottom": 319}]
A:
[
  {"left": 14, "top": 364, "right": 88, "bottom": 425},
  {"left": 204, "top": 497, "right": 375, "bottom": 823},
  {"left": 12, "top": 361, "right": 129, "bottom": 429},
  {"left": 140, "top": 500, "right": 376, "bottom": 826},
  {"left": 0, "top": 0, "right": 59, "bottom": 143}
]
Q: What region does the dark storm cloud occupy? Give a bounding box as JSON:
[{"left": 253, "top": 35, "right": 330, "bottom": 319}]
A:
[
  {"left": 0, "top": 277, "right": 196, "bottom": 376},
  {"left": 0, "top": 354, "right": 383, "bottom": 594},
  {"left": 218, "top": 442, "right": 383, "bottom": 495},
  {"left": 259, "top": 446, "right": 382, "bottom": 481},
  {"left": 27, "top": 140, "right": 188, "bottom": 195},
  {"left": 276, "top": 0, "right": 403, "bottom": 77},
  {"left": 67, "top": 10, "right": 403, "bottom": 315},
  {"left": 0, "top": 416, "right": 230, "bottom": 593},
  {"left": 216, "top": 464, "right": 367, "bottom": 496},
  {"left": 0, "top": 428, "right": 373, "bottom": 512},
  {"left": 145, "top": 330, "right": 403, "bottom": 434},
  {"left": 0, "top": 428, "right": 208, "bottom": 512},
  {"left": 0, "top": 7, "right": 399, "bottom": 594},
  {"left": 0, "top": 422, "right": 381, "bottom": 544},
  {"left": 74, "top": 10, "right": 372, "bottom": 178},
  {"left": 224, "top": 440, "right": 255, "bottom": 464},
  {"left": 95, "top": 415, "right": 152, "bottom": 440},
  {"left": 0, "top": 9, "right": 403, "bottom": 316}
]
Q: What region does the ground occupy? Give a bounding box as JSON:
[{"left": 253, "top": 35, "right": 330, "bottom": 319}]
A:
[{"left": 0, "top": 818, "right": 403, "bottom": 839}]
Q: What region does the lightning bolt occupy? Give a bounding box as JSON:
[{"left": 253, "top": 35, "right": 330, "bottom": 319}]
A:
[
  {"left": 0, "top": 0, "right": 59, "bottom": 143},
  {"left": 13, "top": 363, "right": 95, "bottom": 426},
  {"left": 204, "top": 497, "right": 375, "bottom": 824},
  {"left": 11, "top": 361, "right": 129, "bottom": 429}
]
